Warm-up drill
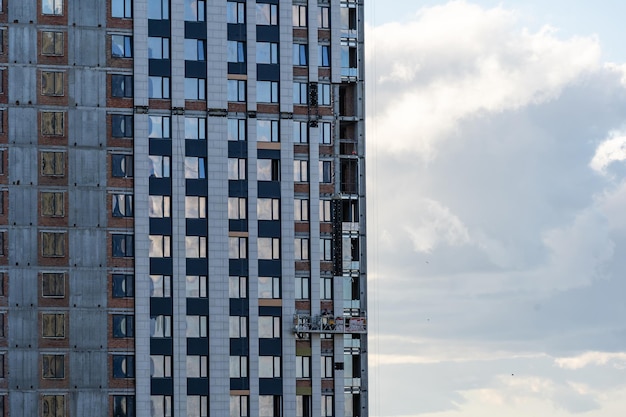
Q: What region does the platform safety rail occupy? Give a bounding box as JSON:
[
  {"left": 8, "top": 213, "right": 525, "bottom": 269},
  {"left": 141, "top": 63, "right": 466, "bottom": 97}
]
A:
[{"left": 293, "top": 313, "right": 367, "bottom": 335}]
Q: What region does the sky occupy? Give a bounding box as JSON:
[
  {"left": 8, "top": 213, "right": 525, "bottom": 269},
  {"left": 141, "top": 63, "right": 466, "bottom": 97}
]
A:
[{"left": 364, "top": 1, "right": 626, "bottom": 416}]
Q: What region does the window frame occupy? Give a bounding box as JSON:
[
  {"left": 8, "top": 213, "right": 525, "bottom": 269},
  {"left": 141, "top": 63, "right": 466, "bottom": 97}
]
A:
[{"left": 111, "top": 35, "right": 133, "bottom": 58}]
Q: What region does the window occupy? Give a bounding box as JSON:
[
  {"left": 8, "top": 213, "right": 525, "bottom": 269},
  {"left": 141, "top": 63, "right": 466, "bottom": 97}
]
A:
[
  {"left": 112, "top": 114, "right": 133, "bottom": 138},
  {"left": 113, "top": 314, "right": 134, "bottom": 338},
  {"left": 112, "top": 234, "right": 134, "bottom": 257},
  {"left": 257, "top": 81, "right": 278, "bottom": 103},
  {"left": 293, "top": 121, "right": 308, "bottom": 143},
  {"left": 228, "top": 80, "right": 246, "bottom": 102},
  {"left": 257, "top": 120, "right": 279, "bottom": 142},
  {"left": 148, "top": 155, "right": 171, "bottom": 178},
  {"left": 42, "top": 395, "right": 65, "bottom": 417},
  {"left": 258, "top": 316, "right": 280, "bottom": 338},
  {"left": 185, "top": 157, "right": 206, "bottom": 179},
  {"left": 293, "top": 44, "right": 308, "bottom": 66},
  {"left": 42, "top": 273, "right": 65, "bottom": 297},
  {"left": 256, "top": 3, "right": 277, "bottom": 25},
  {"left": 42, "top": 31, "right": 64, "bottom": 56},
  {"left": 185, "top": 117, "right": 206, "bottom": 139},
  {"left": 149, "top": 235, "right": 171, "bottom": 257},
  {"left": 185, "top": 196, "right": 206, "bottom": 218},
  {"left": 149, "top": 76, "right": 170, "bottom": 99},
  {"left": 186, "top": 315, "right": 207, "bottom": 338},
  {"left": 228, "top": 118, "right": 246, "bottom": 141},
  {"left": 112, "top": 74, "right": 133, "bottom": 98},
  {"left": 320, "top": 122, "right": 332, "bottom": 144},
  {"left": 150, "top": 355, "right": 172, "bottom": 378},
  {"left": 258, "top": 238, "right": 280, "bottom": 260},
  {"left": 227, "top": 1, "right": 245, "bottom": 24},
  {"left": 113, "top": 355, "right": 134, "bottom": 378},
  {"left": 295, "top": 238, "right": 309, "bottom": 260},
  {"left": 229, "top": 276, "right": 247, "bottom": 299},
  {"left": 112, "top": 0, "right": 132, "bottom": 18},
  {"left": 295, "top": 277, "right": 310, "bottom": 299},
  {"left": 41, "top": 112, "right": 64, "bottom": 135},
  {"left": 229, "top": 356, "right": 248, "bottom": 378},
  {"left": 185, "top": 39, "right": 206, "bottom": 61},
  {"left": 320, "top": 160, "right": 332, "bottom": 183},
  {"left": 319, "top": 6, "right": 330, "bottom": 28},
  {"left": 293, "top": 82, "right": 308, "bottom": 104},
  {"left": 150, "top": 315, "right": 172, "bottom": 337},
  {"left": 296, "top": 356, "right": 311, "bottom": 378},
  {"left": 258, "top": 276, "right": 280, "bottom": 299},
  {"left": 41, "top": 192, "right": 64, "bottom": 217},
  {"left": 148, "top": 37, "right": 170, "bottom": 59},
  {"left": 320, "top": 239, "right": 332, "bottom": 261},
  {"left": 319, "top": 45, "right": 330, "bottom": 67},
  {"left": 294, "top": 199, "right": 309, "bottom": 221},
  {"left": 227, "top": 41, "right": 245, "bottom": 63},
  {"left": 185, "top": 0, "right": 206, "bottom": 22},
  {"left": 229, "top": 316, "right": 247, "bottom": 338},
  {"left": 257, "top": 198, "right": 279, "bottom": 220},
  {"left": 150, "top": 396, "right": 172, "bottom": 417},
  {"left": 148, "top": 0, "right": 169, "bottom": 19},
  {"left": 318, "top": 83, "right": 331, "bottom": 105},
  {"left": 320, "top": 200, "right": 331, "bottom": 222},
  {"left": 42, "top": 313, "right": 65, "bottom": 338},
  {"left": 321, "top": 276, "right": 332, "bottom": 300},
  {"left": 42, "top": 354, "right": 64, "bottom": 379},
  {"left": 188, "top": 398, "right": 209, "bottom": 417},
  {"left": 148, "top": 115, "right": 171, "bottom": 138},
  {"left": 258, "top": 159, "right": 280, "bottom": 181},
  {"left": 228, "top": 158, "right": 246, "bottom": 180},
  {"left": 111, "top": 35, "right": 132, "bottom": 58},
  {"left": 187, "top": 357, "right": 208, "bottom": 378},
  {"left": 321, "top": 356, "right": 333, "bottom": 378},
  {"left": 229, "top": 237, "right": 247, "bottom": 259},
  {"left": 150, "top": 275, "right": 171, "bottom": 298},
  {"left": 185, "top": 77, "right": 206, "bottom": 100},
  {"left": 149, "top": 195, "right": 171, "bottom": 218},
  {"left": 112, "top": 274, "right": 134, "bottom": 298},
  {"left": 42, "top": 72, "right": 64, "bottom": 96},
  {"left": 42, "top": 232, "right": 65, "bottom": 257},
  {"left": 259, "top": 396, "right": 282, "bottom": 417},
  {"left": 294, "top": 160, "right": 308, "bottom": 182},
  {"left": 259, "top": 356, "right": 281, "bottom": 378},
  {"left": 296, "top": 395, "right": 311, "bottom": 417},
  {"left": 293, "top": 5, "right": 307, "bottom": 27},
  {"left": 257, "top": 42, "right": 278, "bottom": 64},
  {"left": 113, "top": 396, "right": 135, "bottom": 417},
  {"left": 185, "top": 275, "right": 207, "bottom": 298},
  {"left": 230, "top": 395, "right": 249, "bottom": 417},
  {"left": 112, "top": 154, "right": 133, "bottom": 178},
  {"left": 185, "top": 236, "right": 207, "bottom": 258},
  {"left": 228, "top": 197, "right": 246, "bottom": 220},
  {"left": 112, "top": 194, "right": 133, "bottom": 217},
  {"left": 42, "top": 0, "right": 63, "bottom": 15}
]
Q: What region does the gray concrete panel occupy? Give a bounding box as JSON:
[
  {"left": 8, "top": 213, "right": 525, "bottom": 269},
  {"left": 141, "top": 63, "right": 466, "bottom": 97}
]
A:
[
  {"left": 70, "top": 390, "right": 108, "bottom": 417},
  {"left": 69, "top": 148, "right": 107, "bottom": 186},
  {"left": 68, "top": 229, "right": 106, "bottom": 267},
  {"left": 69, "top": 69, "right": 106, "bottom": 108},
  {"left": 67, "top": 189, "right": 106, "bottom": 227},
  {"left": 9, "top": 390, "right": 39, "bottom": 415},
  {"left": 8, "top": 25, "right": 37, "bottom": 65},
  {"left": 68, "top": 28, "right": 105, "bottom": 68},
  {"left": 8, "top": 108, "right": 38, "bottom": 145},
  {"left": 8, "top": 65, "right": 37, "bottom": 105},
  {"left": 69, "top": 309, "right": 107, "bottom": 349},
  {"left": 69, "top": 351, "right": 108, "bottom": 387},
  {"left": 8, "top": 228, "right": 38, "bottom": 265},
  {"left": 69, "top": 270, "right": 107, "bottom": 307},
  {"left": 7, "top": 268, "right": 38, "bottom": 308},
  {"left": 7, "top": 344, "right": 39, "bottom": 387},
  {"left": 8, "top": 185, "right": 37, "bottom": 224},
  {"left": 69, "top": 0, "right": 106, "bottom": 28},
  {"left": 8, "top": 2, "right": 38, "bottom": 23},
  {"left": 69, "top": 108, "right": 106, "bottom": 148}
]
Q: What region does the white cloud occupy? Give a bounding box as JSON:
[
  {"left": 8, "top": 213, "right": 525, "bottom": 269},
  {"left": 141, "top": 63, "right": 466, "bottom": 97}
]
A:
[
  {"left": 405, "top": 199, "right": 471, "bottom": 253},
  {"left": 555, "top": 352, "right": 626, "bottom": 370},
  {"left": 590, "top": 130, "right": 626, "bottom": 174}
]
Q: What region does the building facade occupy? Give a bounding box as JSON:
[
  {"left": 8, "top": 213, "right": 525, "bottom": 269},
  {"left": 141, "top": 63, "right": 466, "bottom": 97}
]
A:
[{"left": 0, "top": 0, "right": 366, "bottom": 416}]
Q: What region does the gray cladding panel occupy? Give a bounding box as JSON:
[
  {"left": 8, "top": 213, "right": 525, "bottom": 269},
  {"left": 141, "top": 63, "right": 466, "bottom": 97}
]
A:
[
  {"left": 9, "top": 146, "right": 39, "bottom": 184},
  {"left": 69, "top": 148, "right": 106, "bottom": 186},
  {"left": 69, "top": 229, "right": 106, "bottom": 267},
  {"left": 71, "top": 391, "right": 108, "bottom": 417},
  {"left": 69, "top": 28, "right": 105, "bottom": 68},
  {"left": 8, "top": 185, "right": 37, "bottom": 224},
  {"left": 69, "top": 309, "right": 107, "bottom": 348},
  {"left": 69, "top": 269, "right": 107, "bottom": 307},
  {"left": 9, "top": 390, "right": 39, "bottom": 415},
  {"left": 8, "top": 310, "right": 38, "bottom": 353},
  {"left": 7, "top": 269, "right": 38, "bottom": 307},
  {"left": 69, "top": 69, "right": 106, "bottom": 108},
  {"left": 9, "top": 228, "right": 38, "bottom": 265},
  {"left": 8, "top": 26, "right": 37, "bottom": 65},
  {"left": 8, "top": 108, "right": 38, "bottom": 145},
  {"left": 8, "top": 2, "right": 38, "bottom": 23},
  {"left": 69, "top": 351, "right": 108, "bottom": 387},
  {"left": 70, "top": 0, "right": 106, "bottom": 27},
  {"left": 67, "top": 188, "right": 106, "bottom": 227},
  {"left": 8, "top": 65, "right": 37, "bottom": 106},
  {"left": 69, "top": 109, "right": 105, "bottom": 148}
]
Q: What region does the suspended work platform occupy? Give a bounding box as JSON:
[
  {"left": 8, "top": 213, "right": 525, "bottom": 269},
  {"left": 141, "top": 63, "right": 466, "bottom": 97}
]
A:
[{"left": 293, "top": 313, "right": 367, "bottom": 334}]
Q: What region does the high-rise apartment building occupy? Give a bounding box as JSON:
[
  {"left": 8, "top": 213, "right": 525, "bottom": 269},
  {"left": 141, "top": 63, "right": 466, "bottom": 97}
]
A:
[{"left": 0, "top": 0, "right": 366, "bottom": 416}]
